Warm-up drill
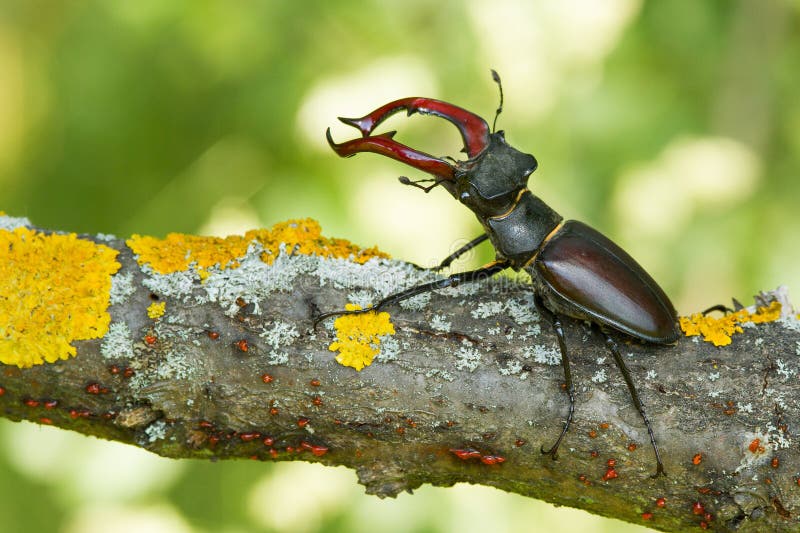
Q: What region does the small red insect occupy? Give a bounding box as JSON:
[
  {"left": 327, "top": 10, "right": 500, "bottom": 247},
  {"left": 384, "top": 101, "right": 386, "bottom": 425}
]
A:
[
  {"left": 69, "top": 409, "right": 91, "bottom": 419},
  {"left": 300, "top": 441, "right": 330, "bottom": 457},
  {"left": 85, "top": 383, "right": 108, "bottom": 395},
  {"left": 602, "top": 468, "right": 618, "bottom": 481},
  {"left": 450, "top": 448, "right": 482, "bottom": 461}
]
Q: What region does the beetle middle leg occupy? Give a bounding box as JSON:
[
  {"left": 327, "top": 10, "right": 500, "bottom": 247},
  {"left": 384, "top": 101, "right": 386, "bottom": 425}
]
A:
[
  {"left": 313, "top": 260, "right": 509, "bottom": 328},
  {"left": 602, "top": 329, "right": 666, "bottom": 477},
  {"left": 534, "top": 295, "right": 575, "bottom": 461}
]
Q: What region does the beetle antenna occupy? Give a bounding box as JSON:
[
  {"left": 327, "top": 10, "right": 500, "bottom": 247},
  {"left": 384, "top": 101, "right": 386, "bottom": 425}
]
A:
[{"left": 491, "top": 69, "right": 503, "bottom": 133}]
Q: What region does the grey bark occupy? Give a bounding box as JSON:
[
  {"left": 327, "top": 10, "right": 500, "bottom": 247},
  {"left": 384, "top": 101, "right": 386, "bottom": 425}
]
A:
[{"left": 2, "top": 226, "right": 800, "bottom": 532}]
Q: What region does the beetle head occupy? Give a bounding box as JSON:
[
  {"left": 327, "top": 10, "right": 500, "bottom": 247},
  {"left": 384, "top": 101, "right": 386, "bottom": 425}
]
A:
[{"left": 454, "top": 132, "right": 538, "bottom": 217}]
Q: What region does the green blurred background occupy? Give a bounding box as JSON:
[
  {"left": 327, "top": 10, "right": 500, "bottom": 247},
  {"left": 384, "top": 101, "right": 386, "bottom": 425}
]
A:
[{"left": 1, "top": 0, "right": 799, "bottom": 531}]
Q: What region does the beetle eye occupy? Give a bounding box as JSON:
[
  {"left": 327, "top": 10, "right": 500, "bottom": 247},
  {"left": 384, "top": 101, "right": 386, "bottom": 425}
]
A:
[{"left": 460, "top": 191, "right": 470, "bottom": 202}]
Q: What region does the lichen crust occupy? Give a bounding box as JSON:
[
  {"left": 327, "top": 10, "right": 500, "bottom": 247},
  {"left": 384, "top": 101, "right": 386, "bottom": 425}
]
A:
[
  {"left": 329, "top": 304, "right": 396, "bottom": 371},
  {"left": 126, "top": 218, "right": 388, "bottom": 277},
  {"left": 0, "top": 227, "right": 121, "bottom": 367},
  {"left": 679, "top": 301, "right": 782, "bottom": 346}
]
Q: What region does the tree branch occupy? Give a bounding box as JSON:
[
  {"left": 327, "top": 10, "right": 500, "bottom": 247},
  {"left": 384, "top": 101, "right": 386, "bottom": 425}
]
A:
[{"left": 2, "top": 215, "right": 800, "bottom": 532}]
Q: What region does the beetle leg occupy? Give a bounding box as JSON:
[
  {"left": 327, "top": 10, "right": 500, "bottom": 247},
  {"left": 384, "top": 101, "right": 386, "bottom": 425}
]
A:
[
  {"left": 313, "top": 260, "right": 509, "bottom": 328},
  {"left": 435, "top": 234, "right": 489, "bottom": 271},
  {"left": 337, "top": 97, "right": 491, "bottom": 158},
  {"left": 534, "top": 296, "right": 575, "bottom": 461},
  {"left": 602, "top": 330, "right": 666, "bottom": 477},
  {"left": 327, "top": 128, "right": 455, "bottom": 181},
  {"left": 701, "top": 304, "right": 734, "bottom": 315},
  {"left": 398, "top": 176, "right": 445, "bottom": 193}
]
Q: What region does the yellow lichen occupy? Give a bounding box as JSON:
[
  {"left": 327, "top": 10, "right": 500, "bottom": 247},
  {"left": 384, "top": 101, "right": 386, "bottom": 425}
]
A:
[
  {"left": 748, "top": 301, "right": 782, "bottom": 323},
  {"left": 147, "top": 301, "right": 166, "bottom": 319},
  {"left": 680, "top": 302, "right": 783, "bottom": 347},
  {"left": 126, "top": 219, "right": 388, "bottom": 275},
  {"left": 328, "top": 304, "right": 395, "bottom": 371},
  {"left": 257, "top": 219, "right": 388, "bottom": 265},
  {"left": 0, "top": 227, "right": 120, "bottom": 367},
  {"left": 126, "top": 232, "right": 250, "bottom": 274}
]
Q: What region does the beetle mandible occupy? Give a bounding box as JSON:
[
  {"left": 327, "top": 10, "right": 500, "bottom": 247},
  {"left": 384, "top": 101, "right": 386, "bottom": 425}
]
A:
[{"left": 316, "top": 71, "right": 678, "bottom": 477}]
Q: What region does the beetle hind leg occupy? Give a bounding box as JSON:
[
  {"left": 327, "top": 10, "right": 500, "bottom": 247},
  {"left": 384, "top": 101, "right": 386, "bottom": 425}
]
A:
[
  {"left": 534, "top": 296, "right": 576, "bottom": 461},
  {"left": 602, "top": 330, "right": 666, "bottom": 477}
]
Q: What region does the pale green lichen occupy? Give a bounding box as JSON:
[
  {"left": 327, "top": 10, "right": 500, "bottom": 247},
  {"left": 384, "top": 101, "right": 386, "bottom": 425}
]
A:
[{"left": 101, "top": 322, "right": 135, "bottom": 360}]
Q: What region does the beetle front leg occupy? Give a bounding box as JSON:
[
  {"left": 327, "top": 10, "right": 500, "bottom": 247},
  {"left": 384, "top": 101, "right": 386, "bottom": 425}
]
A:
[{"left": 534, "top": 296, "right": 576, "bottom": 460}]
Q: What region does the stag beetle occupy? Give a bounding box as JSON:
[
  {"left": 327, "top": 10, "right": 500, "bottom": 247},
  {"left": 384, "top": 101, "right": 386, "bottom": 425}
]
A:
[{"left": 316, "top": 72, "right": 678, "bottom": 477}]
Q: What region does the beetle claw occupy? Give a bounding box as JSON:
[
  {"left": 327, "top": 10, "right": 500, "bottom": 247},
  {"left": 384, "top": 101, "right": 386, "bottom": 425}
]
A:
[
  {"left": 332, "top": 97, "right": 490, "bottom": 157},
  {"left": 337, "top": 116, "right": 373, "bottom": 136},
  {"left": 326, "top": 128, "right": 455, "bottom": 181}
]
